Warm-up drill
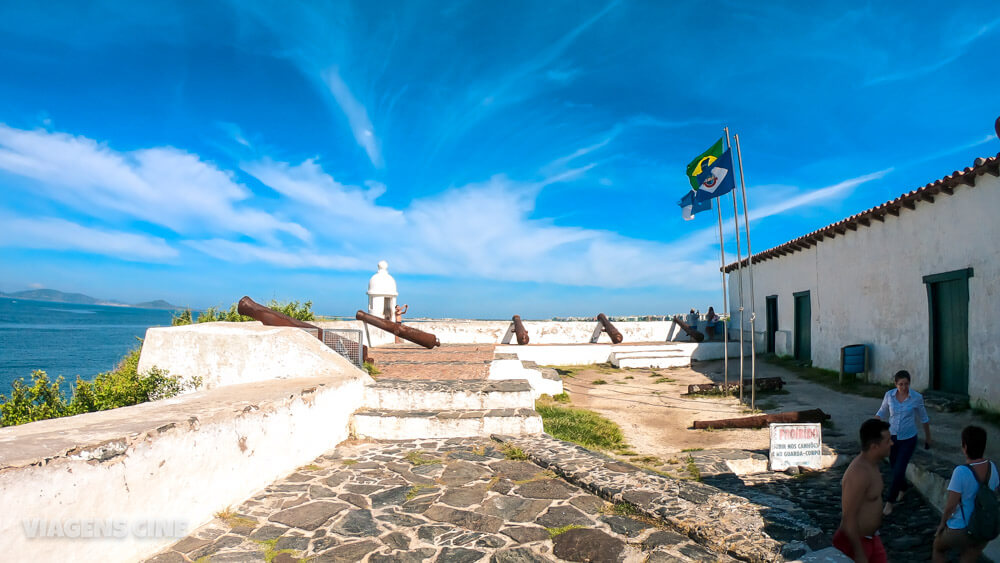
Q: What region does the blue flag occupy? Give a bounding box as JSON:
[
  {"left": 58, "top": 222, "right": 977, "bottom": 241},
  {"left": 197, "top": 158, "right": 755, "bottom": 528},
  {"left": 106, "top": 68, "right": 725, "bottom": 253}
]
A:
[
  {"left": 693, "top": 148, "right": 736, "bottom": 203},
  {"left": 678, "top": 189, "right": 711, "bottom": 221}
]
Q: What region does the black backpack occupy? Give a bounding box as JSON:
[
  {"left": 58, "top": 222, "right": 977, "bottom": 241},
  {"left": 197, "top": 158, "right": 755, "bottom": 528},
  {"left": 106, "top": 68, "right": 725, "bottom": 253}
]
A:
[{"left": 962, "top": 462, "right": 1000, "bottom": 542}]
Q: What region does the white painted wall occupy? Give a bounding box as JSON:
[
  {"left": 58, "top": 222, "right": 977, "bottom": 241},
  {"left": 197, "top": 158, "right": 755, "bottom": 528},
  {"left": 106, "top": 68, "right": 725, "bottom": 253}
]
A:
[
  {"left": 318, "top": 320, "right": 674, "bottom": 347},
  {"left": 0, "top": 374, "right": 368, "bottom": 563},
  {"left": 138, "top": 322, "right": 366, "bottom": 390},
  {"left": 728, "top": 174, "right": 1000, "bottom": 407}
]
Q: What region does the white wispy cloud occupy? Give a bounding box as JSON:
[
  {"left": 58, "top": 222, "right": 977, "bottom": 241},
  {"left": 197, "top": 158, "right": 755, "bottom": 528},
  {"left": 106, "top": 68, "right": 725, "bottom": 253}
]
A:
[
  {"left": 183, "top": 239, "right": 361, "bottom": 269},
  {"left": 0, "top": 125, "right": 309, "bottom": 244},
  {"left": 0, "top": 216, "right": 178, "bottom": 261},
  {"left": 323, "top": 68, "right": 382, "bottom": 168}
]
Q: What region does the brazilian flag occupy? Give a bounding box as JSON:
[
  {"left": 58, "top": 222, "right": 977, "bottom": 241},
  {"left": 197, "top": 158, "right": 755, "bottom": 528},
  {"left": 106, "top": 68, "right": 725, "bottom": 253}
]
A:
[{"left": 685, "top": 138, "right": 724, "bottom": 190}]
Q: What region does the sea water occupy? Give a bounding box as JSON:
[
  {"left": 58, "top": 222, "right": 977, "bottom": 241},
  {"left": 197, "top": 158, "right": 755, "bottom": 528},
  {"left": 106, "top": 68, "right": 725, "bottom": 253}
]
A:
[{"left": 0, "top": 298, "right": 176, "bottom": 395}]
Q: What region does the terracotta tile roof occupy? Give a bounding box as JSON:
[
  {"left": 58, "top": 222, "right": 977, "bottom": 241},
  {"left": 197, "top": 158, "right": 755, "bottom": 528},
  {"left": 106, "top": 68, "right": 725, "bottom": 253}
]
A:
[{"left": 723, "top": 152, "right": 1000, "bottom": 273}]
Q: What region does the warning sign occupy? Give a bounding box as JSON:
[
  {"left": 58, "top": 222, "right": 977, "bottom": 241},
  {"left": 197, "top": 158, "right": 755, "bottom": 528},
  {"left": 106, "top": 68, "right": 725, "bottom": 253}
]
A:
[{"left": 769, "top": 423, "right": 822, "bottom": 470}]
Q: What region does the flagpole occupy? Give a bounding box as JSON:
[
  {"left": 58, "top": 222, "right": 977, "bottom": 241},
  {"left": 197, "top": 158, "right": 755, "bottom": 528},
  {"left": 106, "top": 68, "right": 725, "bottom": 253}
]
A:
[
  {"left": 724, "top": 127, "right": 745, "bottom": 403},
  {"left": 715, "top": 199, "right": 729, "bottom": 391},
  {"left": 734, "top": 133, "right": 757, "bottom": 410}
]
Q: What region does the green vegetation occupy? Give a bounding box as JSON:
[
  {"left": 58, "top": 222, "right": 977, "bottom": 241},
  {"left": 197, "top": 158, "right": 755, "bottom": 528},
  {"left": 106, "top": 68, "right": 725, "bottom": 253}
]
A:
[
  {"left": 546, "top": 524, "right": 584, "bottom": 538},
  {"left": 254, "top": 538, "right": 297, "bottom": 563},
  {"left": 592, "top": 379, "right": 608, "bottom": 385},
  {"left": 544, "top": 363, "right": 620, "bottom": 379},
  {"left": 404, "top": 450, "right": 440, "bottom": 466},
  {"left": 499, "top": 443, "right": 529, "bottom": 461},
  {"left": 340, "top": 459, "right": 358, "bottom": 465},
  {"left": 653, "top": 377, "right": 674, "bottom": 384},
  {"left": 363, "top": 361, "right": 380, "bottom": 377},
  {"left": 762, "top": 354, "right": 884, "bottom": 398},
  {"left": 610, "top": 501, "right": 640, "bottom": 516},
  {"left": 535, "top": 397, "right": 627, "bottom": 451},
  {"left": 680, "top": 447, "right": 703, "bottom": 452},
  {"left": 0, "top": 347, "right": 201, "bottom": 427},
  {"left": 624, "top": 375, "right": 634, "bottom": 380},
  {"left": 685, "top": 455, "right": 702, "bottom": 481},
  {"left": 551, "top": 392, "right": 570, "bottom": 403},
  {"left": 405, "top": 484, "right": 436, "bottom": 500},
  {"left": 172, "top": 299, "right": 315, "bottom": 326}
]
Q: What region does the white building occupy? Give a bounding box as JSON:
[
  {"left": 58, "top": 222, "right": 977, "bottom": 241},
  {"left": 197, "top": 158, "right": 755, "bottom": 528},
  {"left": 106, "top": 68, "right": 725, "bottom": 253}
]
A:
[{"left": 725, "top": 151, "right": 1000, "bottom": 409}]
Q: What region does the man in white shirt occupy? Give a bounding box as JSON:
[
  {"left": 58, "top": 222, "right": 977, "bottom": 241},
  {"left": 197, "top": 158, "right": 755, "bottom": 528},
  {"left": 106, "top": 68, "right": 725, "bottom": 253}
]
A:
[{"left": 933, "top": 425, "right": 998, "bottom": 562}]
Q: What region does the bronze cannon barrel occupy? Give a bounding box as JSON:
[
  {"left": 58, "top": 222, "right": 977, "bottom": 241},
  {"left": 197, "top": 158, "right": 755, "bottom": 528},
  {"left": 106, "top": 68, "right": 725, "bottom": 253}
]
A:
[
  {"left": 356, "top": 310, "right": 440, "bottom": 349},
  {"left": 512, "top": 315, "right": 529, "bottom": 345},
  {"left": 238, "top": 296, "right": 317, "bottom": 331},
  {"left": 239, "top": 296, "right": 369, "bottom": 363},
  {"left": 596, "top": 313, "right": 624, "bottom": 344},
  {"left": 672, "top": 316, "right": 704, "bottom": 343}
]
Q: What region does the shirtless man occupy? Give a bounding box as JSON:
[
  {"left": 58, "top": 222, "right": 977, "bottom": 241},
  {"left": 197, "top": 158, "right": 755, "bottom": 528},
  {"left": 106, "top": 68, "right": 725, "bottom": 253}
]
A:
[{"left": 835, "top": 418, "right": 892, "bottom": 563}]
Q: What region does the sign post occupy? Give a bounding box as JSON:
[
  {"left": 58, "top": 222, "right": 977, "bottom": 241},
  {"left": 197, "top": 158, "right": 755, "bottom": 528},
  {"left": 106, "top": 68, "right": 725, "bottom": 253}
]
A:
[{"left": 769, "top": 423, "right": 822, "bottom": 471}]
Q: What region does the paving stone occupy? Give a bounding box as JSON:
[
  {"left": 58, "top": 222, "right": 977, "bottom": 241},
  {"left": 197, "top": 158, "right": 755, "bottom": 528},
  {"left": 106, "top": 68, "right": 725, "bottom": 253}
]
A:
[
  {"left": 332, "top": 509, "right": 380, "bottom": 537},
  {"left": 145, "top": 552, "right": 185, "bottom": 563},
  {"left": 440, "top": 461, "right": 493, "bottom": 486},
  {"left": 490, "top": 478, "right": 515, "bottom": 495},
  {"left": 376, "top": 510, "right": 427, "bottom": 527},
  {"left": 274, "top": 534, "right": 310, "bottom": 551},
  {"left": 600, "top": 515, "right": 651, "bottom": 537},
  {"left": 418, "top": 524, "right": 454, "bottom": 541},
  {"left": 272, "top": 553, "right": 298, "bottom": 563},
  {"left": 474, "top": 534, "right": 508, "bottom": 548},
  {"left": 551, "top": 528, "right": 625, "bottom": 562},
  {"left": 172, "top": 536, "right": 212, "bottom": 554},
  {"left": 381, "top": 531, "right": 411, "bottom": 551},
  {"left": 313, "top": 539, "right": 381, "bottom": 561},
  {"left": 286, "top": 472, "right": 313, "bottom": 482},
  {"left": 441, "top": 484, "right": 489, "bottom": 507},
  {"left": 280, "top": 495, "right": 309, "bottom": 510},
  {"left": 370, "top": 548, "right": 438, "bottom": 563},
  {"left": 568, "top": 494, "right": 606, "bottom": 514},
  {"left": 438, "top": 546, "right": 487, "bottom": 562},
  {"left": 209, "top": 551, "right": 266, "bottom": 562},
  {"left": 490, "top": 460, "right": 547, "bottom": 481},
  {"left": 490, "top": 548, "right": 556, "bottom": 563},
  {"left": 479, "top": 497, "right": 550, "bottom": 522},
  {"left": 345, "top": 484, "right": 383, "bottom": 494},
  {"left": 324, "top": 473, "right": 350, "bottom": 488},
  {"left": 311, "top": 536, "right": 341, "bottom": 552},
  {"left": 249, "top": 525, "right": 286, "bottom": 541},
  {"left": 372, "top": 485, "right": 412, "bottom": 508},
  {"left": 309, "top": 484, "right": 337, "bottom": 499},
  {"left": 535, "top": 505, "right": 592, "bottom": 528},
  {"left": 677, "top": 542, "right": 716, "bottom": 560},
  {"left": 643, "top": 529, "right": 689, "bottom": 549},
  {"left": 268, "top": 501, "right": 349, "bottom": 530},
  {"left": 402, "top": 496, "right": 436, "bottom": 513},
  {"left": 338, "top": 492, "right": 370, "bottom": 508},
  {"left": 425, "top": 506, "right": 504, "bottom": 533},
  {"left": 514, "top": 479, "right": 576, "bottom": 499},
  {"left": 500, "top": 526, "right": 551, "bottom": 544}
]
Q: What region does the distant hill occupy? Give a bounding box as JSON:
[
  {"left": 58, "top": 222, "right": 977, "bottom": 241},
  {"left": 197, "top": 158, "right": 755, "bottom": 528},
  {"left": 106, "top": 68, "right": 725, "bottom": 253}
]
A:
[{"left": 0, "top": 289, "right": 183, "bottom": 310}]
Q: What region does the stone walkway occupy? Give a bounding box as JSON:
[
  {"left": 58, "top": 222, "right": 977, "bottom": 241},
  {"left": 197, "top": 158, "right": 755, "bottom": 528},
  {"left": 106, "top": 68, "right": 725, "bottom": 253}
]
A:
[
  {"left": 368, "top": 345, "right": 495, "bottom": 380},
  {"left": 146, "top": 437, "right": 735, "bottom": 563}
]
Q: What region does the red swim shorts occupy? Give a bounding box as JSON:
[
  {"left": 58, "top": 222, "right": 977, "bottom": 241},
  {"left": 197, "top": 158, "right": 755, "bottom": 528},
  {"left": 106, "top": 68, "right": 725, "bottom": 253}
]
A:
[{"left": 832, "top": 529, "right": 887, "bottom": 563}]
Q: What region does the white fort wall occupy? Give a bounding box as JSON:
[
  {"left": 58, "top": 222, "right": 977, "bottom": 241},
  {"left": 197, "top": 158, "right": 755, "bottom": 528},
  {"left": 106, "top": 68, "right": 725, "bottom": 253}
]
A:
[
  {"left": 728, "top": 173, "right": 1000, "bottom": 407},
  {"left": 1, "top": 324, "right": 372, "bottom": 563}
]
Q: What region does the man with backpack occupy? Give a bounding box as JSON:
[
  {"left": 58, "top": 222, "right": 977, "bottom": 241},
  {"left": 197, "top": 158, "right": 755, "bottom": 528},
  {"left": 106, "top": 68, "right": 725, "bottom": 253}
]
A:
[{"left": 933, "top": 425, "right": 1000, "bottom": 562}]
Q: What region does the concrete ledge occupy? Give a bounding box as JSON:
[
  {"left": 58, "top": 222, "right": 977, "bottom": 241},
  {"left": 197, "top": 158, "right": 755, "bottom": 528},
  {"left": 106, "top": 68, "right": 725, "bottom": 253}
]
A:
[
  {"left": 352, "top": 408, "right": 543, "bottom": 439},
  {"left": 487, "top": 359, "right": 563, "bottom": 398},
  {"left": 138, "top": 322, "right": 364, "bottom": 390},
  {"left": 0, "top": 374, "right": 369, "bottom": 562},
  {"left": 495, "top": 342, "right": 752, "bottom": 367},
  {"left": 363, "top": 379, "right": 534, "bottom": 410}
]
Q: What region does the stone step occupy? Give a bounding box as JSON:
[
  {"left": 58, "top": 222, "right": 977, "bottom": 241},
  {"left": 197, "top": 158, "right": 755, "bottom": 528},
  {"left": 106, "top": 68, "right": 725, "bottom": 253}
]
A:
[
  {"left": 610, "top": 351, "right": 690, "bottom": 369},
  {"left": 363, "top": 378, "right": 534, "bottom": 410},
  {"left": 352, "top": 408, "right": 543, "bottom": 440},
  {"left": 611, "top": 345, "right": 687, "bottom": 353}
]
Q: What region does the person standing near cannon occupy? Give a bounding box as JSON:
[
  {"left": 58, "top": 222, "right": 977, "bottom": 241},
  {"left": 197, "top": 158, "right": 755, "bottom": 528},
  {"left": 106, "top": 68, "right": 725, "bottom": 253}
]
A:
[{"left": 394, "top": 304, "right": 408, "bottom": 344}]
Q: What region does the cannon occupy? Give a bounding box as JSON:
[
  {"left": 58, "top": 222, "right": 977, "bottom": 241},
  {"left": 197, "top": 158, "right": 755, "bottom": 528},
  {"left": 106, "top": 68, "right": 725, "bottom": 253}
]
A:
[
  {"left": 672, "top": 316, "right": 704, "bottom": 343},
  {"left": 356, "top": 310, "right": 440, "bottom": 349},
  {"left": 237, "top": 296, "right": 369, "bottom": 363},
  {"left": 512, "top": 315, "right": 529, "bottom": 345},
  {"left": 595, "top": 313, "right": 624, "bottom": 344},
  {"left": 693, "top": 408, "right": 830, "bottom": 430}
]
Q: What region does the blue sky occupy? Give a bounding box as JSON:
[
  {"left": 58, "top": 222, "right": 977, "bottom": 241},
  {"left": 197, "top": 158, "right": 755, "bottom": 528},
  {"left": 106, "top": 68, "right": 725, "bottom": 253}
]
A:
[{"left": 0, "top": 1, "right": 997, "bottom": 318}]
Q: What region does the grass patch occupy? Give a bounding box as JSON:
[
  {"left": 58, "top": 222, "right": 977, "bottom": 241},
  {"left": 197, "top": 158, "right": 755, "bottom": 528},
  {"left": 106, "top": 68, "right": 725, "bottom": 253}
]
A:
[
  {"left": 624, "top": 375, "right": 634, "bottom": 380},
  {"left": 253, "top": 538, "right": 297, "bottom": 563},
  {"left": 653, "top": 377, "right": 674, "bottom": 384},
  {"left": 534, "top": 401, "right": 627, "bottom": 451},
  {"left": 214, "top": 507, "right": 256, "bottom": 529},
  {"left": 340, "top": 458, "right": 358, "bottom": 466},
  {"left": 547, "top": 524, "right": 584, "bottom": 538},
  {"left": 499, "top": 443, "right": 529, "bottom": 461},
  {"left": 470, "top": 444, "right": 487, "bottom": 456},
  {"left": 363, "top": 361, "right": 380, "bottom": 377},
  {"left": 681, "top": 447, "right": 703, "bottom": 452},
  {"left": 629, "top": 455, "right": 661, "bottom": 464},
  {"left": 405, "top": 484, "right": 436, "bottom": 500},
  {"left": 592, "top": 379, "right": 608, "bottom": 385},
  {"left": 616, "top": 449, "right": 639, "bottom": 456},
  {"left": 685, "top": 455, "right": 702, "bottom": 481},
  {"left": 762, "top": 354, "right": 884, "bottom": 398},
  {"left": 667, "top": 458, "right": 680, "bottom": 465},
  {"left": 300, "top": 463, "right": 321, "bottom": 471},
  {"left": 552, "top": 392, "right": 570, "bottom": 403},
  {"left": 404, "top": 451, "right": 440, "bottom": 466}
]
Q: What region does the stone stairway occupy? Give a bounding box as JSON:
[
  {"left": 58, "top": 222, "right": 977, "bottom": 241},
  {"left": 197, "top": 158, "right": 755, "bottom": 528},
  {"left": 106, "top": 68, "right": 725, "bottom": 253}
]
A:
[
  {"left": 609, "top": 344, "right": 690, "bottom": 369},
  {"left": 352, "top": 379, "right": 543, "bottom": 439}
]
